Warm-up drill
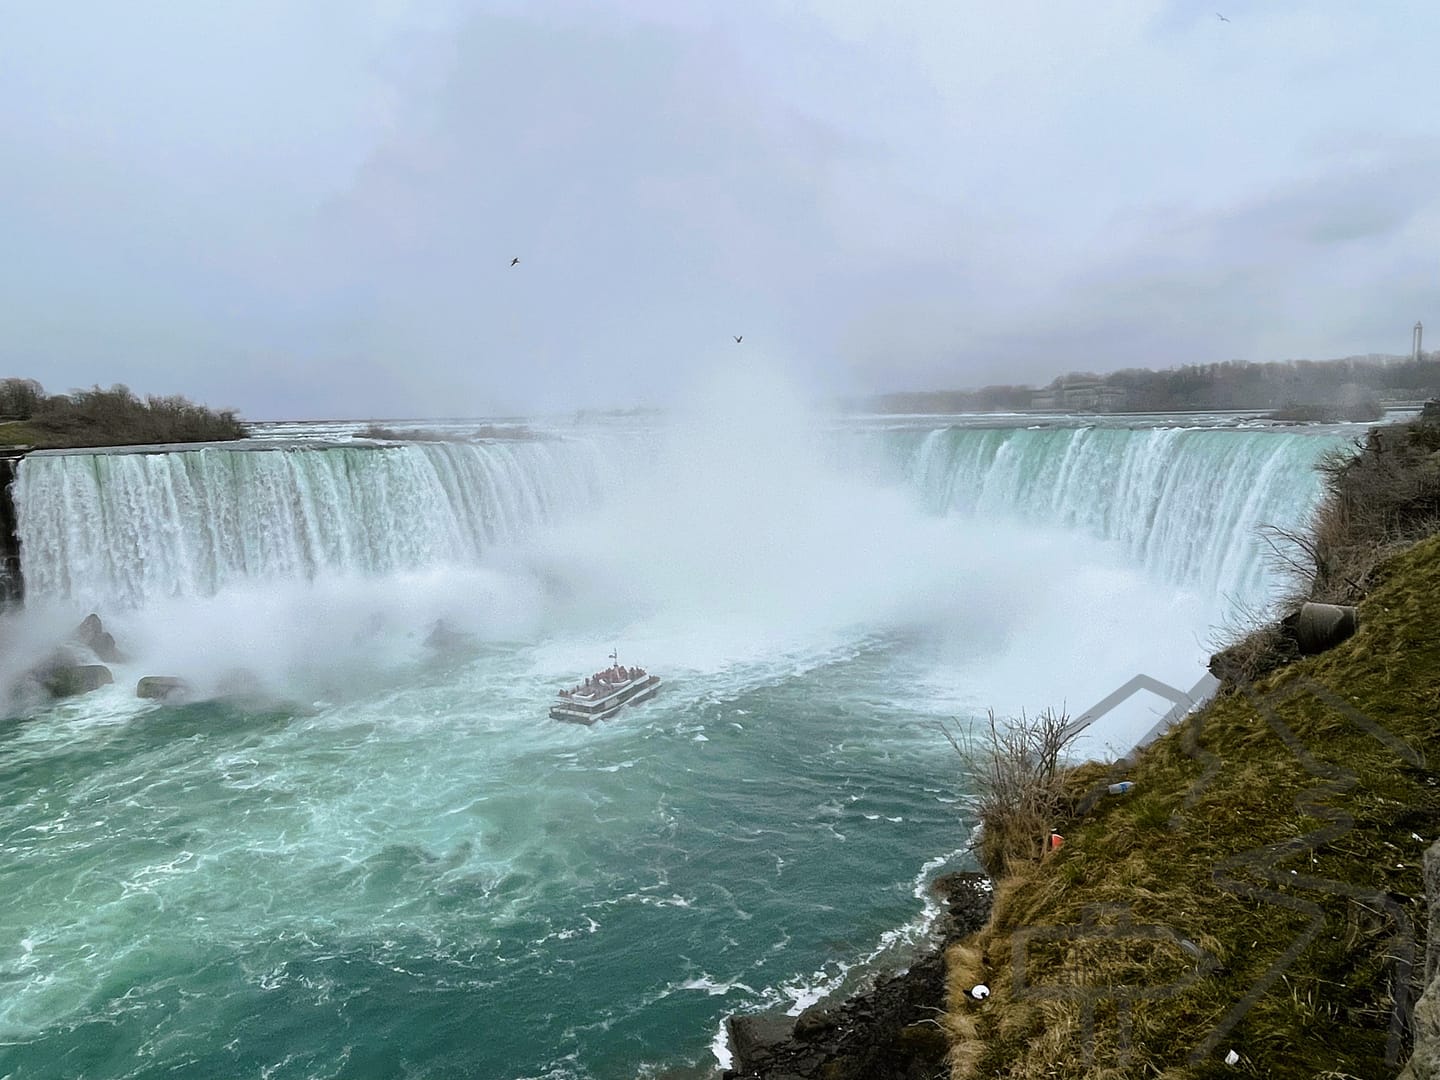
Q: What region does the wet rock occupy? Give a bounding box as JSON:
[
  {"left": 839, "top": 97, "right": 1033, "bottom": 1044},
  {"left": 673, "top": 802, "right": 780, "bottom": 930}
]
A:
[
  {"left": 43, "top": 664, "right": 113, "bottom": 698},
  {"left": 74, "top": 613, "right": 123, "bottom": 663},
  {"left": 792, "top": 1007, "right": 837, "bottom": 1040},
  {"left": 425, "top": 620, "right": 474, "bottom": 653},
  {"left": 933, "top": 871, "right": 993, "bottom": 937},
  {"left": 137, "top": 676, "right": 191, "bottom": 702},
  {"left": 727, "top": 1013, "right": 794, "bottom": 1068},
  {"left": 724, "top": 871, "right": 993, "bottom": 1079}
]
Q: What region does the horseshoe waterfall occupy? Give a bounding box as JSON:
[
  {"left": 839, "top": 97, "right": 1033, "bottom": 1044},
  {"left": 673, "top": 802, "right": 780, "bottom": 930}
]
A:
[{"left": 0, "top": 416, "right": 1346, "bottom": 1079}]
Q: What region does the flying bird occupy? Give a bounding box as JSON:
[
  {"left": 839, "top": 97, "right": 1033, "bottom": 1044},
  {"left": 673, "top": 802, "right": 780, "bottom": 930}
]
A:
[
  {"left": 733, "top": 335, "right": 743, "bottom": 343},
  {"left": 510, "top": 257, "right": 520, "bottom": 267},
  {"left": 1216, "top": 12, "right": 1229, "bottom": 21}
]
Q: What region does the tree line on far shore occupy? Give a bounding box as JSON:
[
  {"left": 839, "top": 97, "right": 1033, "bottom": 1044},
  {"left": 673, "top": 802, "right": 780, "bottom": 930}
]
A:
[
  {"left": 0, "top": 379, "right": 247, "bottom": 448},
  {"left": 865, "top": 353, "right": 1440, "bottom": 416}
]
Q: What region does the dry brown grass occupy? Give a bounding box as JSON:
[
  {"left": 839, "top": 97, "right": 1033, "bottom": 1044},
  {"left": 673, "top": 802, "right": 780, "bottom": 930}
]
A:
[{"left": 944, "top": 943, "right": 987, "bottom": 1077}]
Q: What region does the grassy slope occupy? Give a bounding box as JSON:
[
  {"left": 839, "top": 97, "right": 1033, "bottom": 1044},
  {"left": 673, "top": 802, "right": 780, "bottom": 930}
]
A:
[
  {"left": 0, "top": 421, "right": 46, "bottom": 448},
  {"left": 947, "top": 532, "right": 1440, "bottom": 1077}
]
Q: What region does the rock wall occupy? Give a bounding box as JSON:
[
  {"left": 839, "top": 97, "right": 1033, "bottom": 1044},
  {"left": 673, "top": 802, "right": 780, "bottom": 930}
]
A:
[
  {"left": 0, "top": 454, "right": 23, "bottom": 605},
  {"left": 1400, "top": 841, "right": 1440, "bottom": 1079}
]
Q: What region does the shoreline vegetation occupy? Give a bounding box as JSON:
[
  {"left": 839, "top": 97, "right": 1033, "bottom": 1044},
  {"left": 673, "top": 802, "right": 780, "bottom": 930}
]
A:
[
  {"left": 0, "top": 379, "right": 246, "bottom": 450},
  {"left": 859, "top": 354, "right": 1436, "bottom": 415},
  {"left": 937, "top": 407, "right": 1440, "bottom": 1077}
]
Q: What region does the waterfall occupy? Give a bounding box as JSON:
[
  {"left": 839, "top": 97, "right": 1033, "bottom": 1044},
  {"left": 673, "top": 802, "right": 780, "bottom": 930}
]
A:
[
  {"left": 15, "top": 439, "right": 611, "bottom": 608},
  {"left": 13, "top": 423, "right": 1348, "bottom": 611},
  {"left": 899, "top": 425, "right": 1344, "bottom": 598}
]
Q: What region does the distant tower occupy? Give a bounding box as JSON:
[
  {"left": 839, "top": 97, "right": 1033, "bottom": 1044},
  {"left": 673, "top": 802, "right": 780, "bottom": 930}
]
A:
[{"left": 1415, "top": 321, "right": 1425, "bottom": 362}]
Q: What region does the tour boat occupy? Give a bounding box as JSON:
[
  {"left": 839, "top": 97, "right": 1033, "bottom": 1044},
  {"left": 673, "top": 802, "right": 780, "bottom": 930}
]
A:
[{"left": 550, "top": 653, "right": 661, "bottom": 725}]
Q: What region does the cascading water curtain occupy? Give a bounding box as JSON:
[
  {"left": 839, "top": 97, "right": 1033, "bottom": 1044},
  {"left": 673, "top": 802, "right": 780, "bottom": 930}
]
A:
[
  {"left": 900, "top": 425, "right": 1345, "bottom": 599},
  {"left": 13, "top": 440, "right": 613, "bottom": 609}
]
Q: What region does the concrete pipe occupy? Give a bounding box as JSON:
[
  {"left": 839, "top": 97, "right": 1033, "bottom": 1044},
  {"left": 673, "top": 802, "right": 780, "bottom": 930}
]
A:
[{"left": 1288, "top": 602, "right": 1359, "bottom": 655}]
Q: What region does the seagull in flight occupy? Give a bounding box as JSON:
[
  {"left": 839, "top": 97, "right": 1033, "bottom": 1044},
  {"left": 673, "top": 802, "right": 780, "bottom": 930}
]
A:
[
  {"left": 733, "top": 335, "right": 743, "bottom": 343},
  {"left": 1216, "top": 12, "right": 1229, "bottom": 21},
  {"left": 510, "top": 257, "right": 520, "bottom": 267}
]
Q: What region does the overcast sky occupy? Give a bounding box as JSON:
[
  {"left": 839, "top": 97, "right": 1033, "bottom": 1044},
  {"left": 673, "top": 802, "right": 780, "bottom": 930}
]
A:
[{"left": 2, "top": 1, "right": 1437, "bottom": 419}]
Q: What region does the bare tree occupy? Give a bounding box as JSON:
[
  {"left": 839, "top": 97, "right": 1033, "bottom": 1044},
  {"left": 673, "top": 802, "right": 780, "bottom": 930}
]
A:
[
  {"left": 944, "top": 707, "right": 1078, "bottom": 878},
  {"left": 0, "top": 378, "right": 44, "bottom": 420}
]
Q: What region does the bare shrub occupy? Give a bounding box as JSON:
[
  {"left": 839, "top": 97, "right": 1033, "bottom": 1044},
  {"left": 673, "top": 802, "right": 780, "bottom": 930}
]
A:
[
  {"left": 0, "top": 378, "right": 44, "bottom": 420},
  {"left": 1253, "top": 433, "right": 1440, "bottom": 608},
  {"left": 1205, "top": 593, "right": 1298, "bottom": 690},
  {"left": 29, "top": 384, "right": 246, "bottom": 446},
  {"left": 945, "top": 708, "right": 1078, "bottom": 879}
]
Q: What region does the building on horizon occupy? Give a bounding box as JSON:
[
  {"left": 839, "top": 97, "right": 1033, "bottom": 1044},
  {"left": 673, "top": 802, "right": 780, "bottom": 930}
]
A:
[
  {"left": 1031, "top": 379, "right": 1128, "bottom": 412},
  {"left": 1416, "top": 321, "right": 1425, "bottom": 363}
]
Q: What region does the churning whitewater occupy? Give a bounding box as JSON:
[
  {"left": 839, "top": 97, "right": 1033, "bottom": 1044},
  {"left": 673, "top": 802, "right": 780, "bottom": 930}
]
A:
[{"left": 0, "top": 411, "right": 1347, "bottom": 1079}]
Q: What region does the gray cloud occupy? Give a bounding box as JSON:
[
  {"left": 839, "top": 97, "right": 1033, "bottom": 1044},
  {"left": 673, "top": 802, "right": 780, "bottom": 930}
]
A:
[
  {"left": 1025, "top": 148, "right": 1440, "bottom": 369},
  {"left": 1, "top": 1, "right": 1437, "bottom": 417}
]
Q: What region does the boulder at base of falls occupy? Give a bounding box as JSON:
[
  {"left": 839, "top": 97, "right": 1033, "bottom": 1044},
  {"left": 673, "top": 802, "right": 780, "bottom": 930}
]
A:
[
  {"left": 425, "top": 619, "right": 475, "bottom": 653},
  {"left": 74, "top": 613, "right": 124, "bottom": 663},
  {"left": 137, "top": 676, "right": 191, "bottom": 702},
  {"left": 43, "top": 664, "right": 113, "bottom": 698},
  {"left": 215, "top": 668, "right": 266, "bottom": 702}
]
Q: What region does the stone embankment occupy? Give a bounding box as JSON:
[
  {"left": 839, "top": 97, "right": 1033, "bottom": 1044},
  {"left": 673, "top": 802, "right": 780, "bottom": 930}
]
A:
[{"left": 723, "top": 872, "right": 991, "bottom": 1080}]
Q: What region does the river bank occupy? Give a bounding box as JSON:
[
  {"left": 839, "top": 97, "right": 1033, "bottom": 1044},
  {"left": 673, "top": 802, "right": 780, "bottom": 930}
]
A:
[
  {"left": 723, "top": 872, "right": 992, "bottom": 1079},
  {"left": 941, "top": 411, "right": 1440, "bottom": 1076}
]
